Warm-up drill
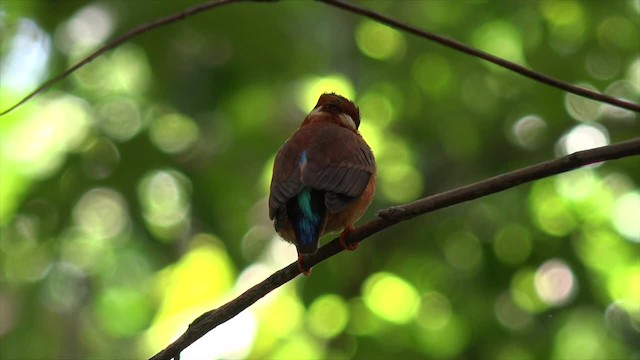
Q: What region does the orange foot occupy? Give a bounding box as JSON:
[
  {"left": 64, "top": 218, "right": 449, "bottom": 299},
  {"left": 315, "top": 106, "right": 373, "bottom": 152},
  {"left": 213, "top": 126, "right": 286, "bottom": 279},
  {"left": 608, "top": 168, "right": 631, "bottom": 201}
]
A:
[
  {"left": 298, "top": 254, "right": 311, "bottom": 276},
  {"left": 339, "top": 225, "right": 359, "bottom": 251}
]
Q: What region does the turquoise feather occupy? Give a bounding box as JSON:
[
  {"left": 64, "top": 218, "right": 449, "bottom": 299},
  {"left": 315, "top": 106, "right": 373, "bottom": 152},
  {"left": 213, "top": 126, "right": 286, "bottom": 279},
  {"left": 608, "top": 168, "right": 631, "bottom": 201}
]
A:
[{"left": 296, "top": 188, "right": 321, "bottom": 248}]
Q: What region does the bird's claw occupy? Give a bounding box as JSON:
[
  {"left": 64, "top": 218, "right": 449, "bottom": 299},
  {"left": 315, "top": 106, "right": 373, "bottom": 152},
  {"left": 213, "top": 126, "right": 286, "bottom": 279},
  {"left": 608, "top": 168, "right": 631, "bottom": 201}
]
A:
[
  {"left": 339, "top": 226, "right": 359, "bottom": 251},
  {"left": 298, "top": 255, "right": 311, "bottom": 276}
]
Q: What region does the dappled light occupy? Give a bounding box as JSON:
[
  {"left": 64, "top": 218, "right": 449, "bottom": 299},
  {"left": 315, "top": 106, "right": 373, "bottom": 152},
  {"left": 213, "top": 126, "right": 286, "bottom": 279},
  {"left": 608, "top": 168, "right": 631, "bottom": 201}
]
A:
[
  {"left": 55, "top": 3, "right": 115, "bottom": 55},
  {"left": 0, "top": 18, "right": 51, "bottom": 92},
  {"left": 0, "top": 1, "right": 638, "bottom": 359},
  {"left": 558, "top": 123, "right": 610, "bottom": 156}
]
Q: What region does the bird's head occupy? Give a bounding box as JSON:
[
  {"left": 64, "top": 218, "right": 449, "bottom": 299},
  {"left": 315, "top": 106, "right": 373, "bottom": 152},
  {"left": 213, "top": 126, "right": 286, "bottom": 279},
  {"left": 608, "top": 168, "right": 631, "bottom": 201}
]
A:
[{"left": 302, "top": 93, "right": 361, "bottom": 131}]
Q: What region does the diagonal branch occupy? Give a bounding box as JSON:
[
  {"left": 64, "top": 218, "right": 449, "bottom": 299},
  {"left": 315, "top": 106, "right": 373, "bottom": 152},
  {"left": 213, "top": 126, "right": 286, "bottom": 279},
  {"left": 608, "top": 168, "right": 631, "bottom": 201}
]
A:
[
  {"left": 149, "top": 137, "right": 640, "bottom": 360},
  {"left": 2, "top": 0, "right": 639, "bottom": 115},
  {"left": 0, "top": 0, "right": 258, "bottom": 116},
  {"left": 319, "top": 0, "right": 640, "bottom": 113}
]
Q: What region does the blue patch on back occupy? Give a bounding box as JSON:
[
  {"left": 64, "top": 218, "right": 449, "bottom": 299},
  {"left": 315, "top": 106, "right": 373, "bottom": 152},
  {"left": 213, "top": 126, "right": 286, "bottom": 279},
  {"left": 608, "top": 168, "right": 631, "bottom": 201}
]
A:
[{"left": 299, "top": 150, "right": 308, "bottom": 167}]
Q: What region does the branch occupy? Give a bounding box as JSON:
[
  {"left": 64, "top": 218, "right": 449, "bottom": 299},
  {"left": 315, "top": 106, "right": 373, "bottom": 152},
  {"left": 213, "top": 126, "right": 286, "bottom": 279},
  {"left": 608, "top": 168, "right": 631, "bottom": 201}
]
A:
[
  {"left": 319, "top": 0, "right": 640, "bottom": 113},
  {"left": 3, "top": 0, "right": 639, "bottom": 115},
  {"left": 149, "top": 137, "right": 640, "bottom": 360},
  {"left": 0, "top": 0, "right": 264, "bottom": 116}
]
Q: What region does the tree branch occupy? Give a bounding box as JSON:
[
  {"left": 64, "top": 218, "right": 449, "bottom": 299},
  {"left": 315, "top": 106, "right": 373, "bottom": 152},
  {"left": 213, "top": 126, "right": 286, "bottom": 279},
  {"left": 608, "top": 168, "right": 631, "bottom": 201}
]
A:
[
  {"left": 0, "top": 0, "right": 260, "bottom": 116},
  {"left": 149, "top": 137, "right": 640, "bottom": 360},
  {"left": 319, "top": 0, "right": 640, "bottom": 113},
  {"left": 2, "top": 0, "right": 639, "bottom": 116}
]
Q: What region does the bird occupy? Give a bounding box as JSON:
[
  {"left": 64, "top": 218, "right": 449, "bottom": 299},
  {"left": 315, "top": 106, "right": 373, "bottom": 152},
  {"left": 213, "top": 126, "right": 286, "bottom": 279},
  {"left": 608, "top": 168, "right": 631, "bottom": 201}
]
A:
[{"left": 268, "top": 93, "right": 376, "bottom": 275}]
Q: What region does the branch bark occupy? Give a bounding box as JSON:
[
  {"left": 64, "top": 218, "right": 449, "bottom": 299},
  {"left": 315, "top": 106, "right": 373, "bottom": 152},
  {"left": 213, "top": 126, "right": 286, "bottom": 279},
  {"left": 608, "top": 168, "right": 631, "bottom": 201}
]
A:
[
  {"left": 319, "top": 0, "right": 640, "bottom": 113},
  {"left": 149, "top": 137, "right": 640, "bottom": 360}
]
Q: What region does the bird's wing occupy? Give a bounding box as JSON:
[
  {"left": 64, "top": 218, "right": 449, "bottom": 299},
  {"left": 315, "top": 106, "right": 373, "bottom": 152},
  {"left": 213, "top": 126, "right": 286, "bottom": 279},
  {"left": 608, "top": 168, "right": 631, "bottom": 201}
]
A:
[
  {"left": 268, "top": 135, "right": 304, "bottom": 224},
  {"left": 301, "top": 123, "right": 375, "bottom": 213},
  {"left": 269, "top": 123, "right": 375, "bottom": 220}
]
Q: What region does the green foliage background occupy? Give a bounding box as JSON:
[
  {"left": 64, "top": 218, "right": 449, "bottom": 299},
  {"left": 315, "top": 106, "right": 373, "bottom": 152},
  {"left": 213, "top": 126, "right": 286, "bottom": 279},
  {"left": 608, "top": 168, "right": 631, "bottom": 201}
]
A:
[{"left": 0, "top": 1, "right": 639, "bottom": 359}]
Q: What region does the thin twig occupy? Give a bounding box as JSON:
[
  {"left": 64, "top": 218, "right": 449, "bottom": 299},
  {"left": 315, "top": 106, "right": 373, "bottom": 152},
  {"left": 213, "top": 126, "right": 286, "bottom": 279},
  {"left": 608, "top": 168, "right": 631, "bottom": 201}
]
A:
[
  {"left": 0, "top": 0, "right": 256, "bottom": 116},
  {"left": 319, "top": 0, "right": 640, "bottom": 113},
  {"left": 2, "top": 0, "right": 639, "bottom": 115},
  {"left": 149, "top": 138, "right": 640, "bottom": 360}
]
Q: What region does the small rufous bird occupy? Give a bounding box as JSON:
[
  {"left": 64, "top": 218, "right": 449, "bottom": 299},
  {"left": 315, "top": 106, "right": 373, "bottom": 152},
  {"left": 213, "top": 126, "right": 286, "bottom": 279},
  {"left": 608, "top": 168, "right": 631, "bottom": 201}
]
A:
[{"left": 269, "top": 93, "right": 376, "bottom": 275}]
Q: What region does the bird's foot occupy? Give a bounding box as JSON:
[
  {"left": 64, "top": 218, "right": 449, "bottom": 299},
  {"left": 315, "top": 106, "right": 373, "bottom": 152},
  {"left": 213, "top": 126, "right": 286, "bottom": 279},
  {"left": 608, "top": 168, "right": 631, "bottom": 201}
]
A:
[
  {"left": 298, "top": 255, "right": 311, "bottom": 276},
  {"left": 339, "top": 225, "right": 359, "bottom": 251}
]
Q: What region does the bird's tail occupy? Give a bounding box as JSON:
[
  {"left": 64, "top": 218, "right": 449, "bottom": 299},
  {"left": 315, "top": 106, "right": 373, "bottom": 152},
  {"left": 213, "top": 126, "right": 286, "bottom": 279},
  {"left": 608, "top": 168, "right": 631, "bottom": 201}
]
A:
[{"left": 290, "top": 188, "right": 325, "bottom": 254}]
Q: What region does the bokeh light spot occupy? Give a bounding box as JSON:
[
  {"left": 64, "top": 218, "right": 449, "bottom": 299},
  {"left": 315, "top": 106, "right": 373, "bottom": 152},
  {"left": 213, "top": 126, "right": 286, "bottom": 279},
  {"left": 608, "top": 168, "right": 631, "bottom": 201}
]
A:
[
  {"left": 355, "top": 20, "right": 406, "bottom": 61},
  {"left": 511, "top": 268, "right": 547, "bottom": 313},
  {"left": 145, "top": 239, "right": 237, "bottom": 356},
  {"left": 493, "top": 224, "right": 532, "bottom": 266},
  {"left": 138, "top": 169, "right": 191, "bottom": 241},
  {"left": 95, "top": 286, "right": 153, "bottom": 338},
  {"left": 608, "top": 265, "right": 640, "bottom": 313},
  {"left": 539, "top": 0, "right": 586, "bottom": 52},
  {"left": 41, "top": 262, "right": 86, "bottom": 313},
  {"left": 412, "top": 53, "right": 452, "bottom": 96},
  {"left": 494, "top": 292, "right": 532, "bottom": 331},
  {"left": 298, "top": 74, "right": 354, "bottom": 112},
  {"left": 182, "top": 310, "right": 256, "bottom": 360},
  {"left": 472, "top": 20, "right": 525, "bottom": 69},
  {"left": 564, "top": 83, "right": 601, "bottom": 122},
  {"left": 417, "top": 291, "right": 451, "bottom": 330},
  {"left": 378, "top": 162, "right": 423, "bottom": 203},
  {"left": 557, "top": 123, "right": 609, "bottom": 156},
  {"left": 530, "top": 180, "right": 577, "bottom": 237},
  {"left": 574, "top": 229, "right": 626, "bottom": 274},
  {"left": 81, "top": 138, "right": 121, "bottom": 179},
  {"left": 269, "top": 335, "right": 323, "bottom": 360},
  {"left": 0, "top": 18, "right": 51, "bottom": 92},
  {"left": 604, "top": 302, "right": 638, "bottom": 341},
  {"left": 149, "top": 113, "right": 199, "bottom": 154},
  {"left": 359, "top": 91, "right": 395, "bottom": 128},
  {"left": 73, "top": 188, "right": 129, "bottom": 239},
  {"left": 307, "top": 294, "right": 349, "bottom": 339},
  {"left": 597, "top": 16, "right": 639, "bottom": 51},
  {"left": 96, "top": 97, "right": 141, "bottom": 142},
  {"left": 601, "top": 80, "right": 638, "bottom": 121},
  {"left": 416, "top": 314, "right": 469, "bottom": 359},
  {"left": 258, "top": 290, "right": 304, "bottom": 342},
  {"left": 443, "top": 231, "right": 483, "bottom": 273},
  {"left": 612, "top": 191, "right": 640, "bottom": 243},
  {"left": 511, "top": 115, "right": 547, "bottom": 150},
  {"left": 627, "top": 58, "right": 640, "bottom": 93},
  {"left": 71, "top": 44, "right": 150, "bottom": 96},
  {"left": 110, "top": 45, "right": 151, "bottom": 95},
  {"left": 552, "top": 309, "right": 613, "bottom": 360},
  {"left": 363, "top": 272, "right": 420, "bottom": 324},
  {"left": 56, "top": 3, "right": 115, "bottom": 54},
  {"left": 347, "top": 298, "right": 385, "bottom": 336},
  {"left": 2, "top": 95, "right": 91, "bottom": 178},
  {"left": 585, "top": 50, "right": 621, "bottom": 81},
  {"left": 554, "top": 168, "right": 599, "bottom": 202},
  {"left": 534, "top": 259, "right": 577, "bottom": 307}
]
